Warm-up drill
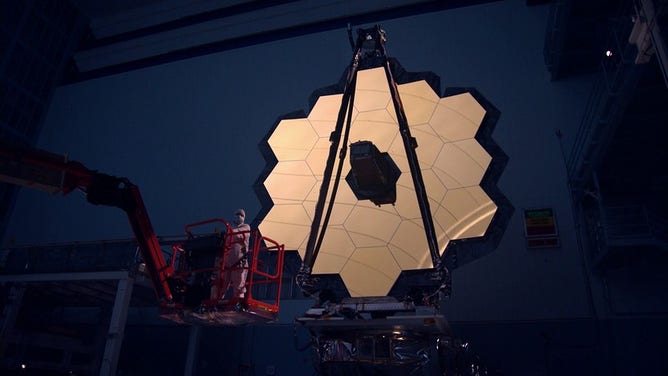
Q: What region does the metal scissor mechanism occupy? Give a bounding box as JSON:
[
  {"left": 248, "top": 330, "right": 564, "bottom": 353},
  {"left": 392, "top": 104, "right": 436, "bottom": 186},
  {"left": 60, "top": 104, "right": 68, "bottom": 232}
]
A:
[{"left": 296, "top": 25, "right": 450, "bottom": 301}]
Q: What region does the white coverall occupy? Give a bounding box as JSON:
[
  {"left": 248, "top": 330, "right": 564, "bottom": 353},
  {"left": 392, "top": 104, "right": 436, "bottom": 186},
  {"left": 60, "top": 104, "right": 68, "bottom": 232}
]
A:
[{"left": 219, "top": 210, "right": 251, "bottom": 301}]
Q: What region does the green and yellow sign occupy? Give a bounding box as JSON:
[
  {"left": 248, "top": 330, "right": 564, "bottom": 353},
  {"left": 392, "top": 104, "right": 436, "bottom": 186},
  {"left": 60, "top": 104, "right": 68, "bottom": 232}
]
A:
[{"left": 524, "top": 208, "right": 558, "bottom": 237}]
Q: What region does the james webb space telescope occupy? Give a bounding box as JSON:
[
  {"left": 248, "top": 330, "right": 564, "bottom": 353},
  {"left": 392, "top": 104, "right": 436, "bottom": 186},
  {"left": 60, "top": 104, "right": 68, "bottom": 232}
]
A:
[
  {"left": 258, "top": 25, "right": 503, "bottom": 302},
  {"left": 255, "top": 25, "right": 507, "bottom": 371}
]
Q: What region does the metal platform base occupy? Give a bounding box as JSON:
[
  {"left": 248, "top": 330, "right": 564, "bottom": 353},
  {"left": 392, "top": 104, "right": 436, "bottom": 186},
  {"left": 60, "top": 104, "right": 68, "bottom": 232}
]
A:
[
  {"left": 298, "top": 313, "right": 450, "bottom": 334},
  {"left": 159, "top": 302, "right": 278, "bottom": 326},
  {"left": 296, "top": 296, "right": 451, "bottom": 335},
  {"left": 295, "top": 297, "right": 453, "bottom": 375}
]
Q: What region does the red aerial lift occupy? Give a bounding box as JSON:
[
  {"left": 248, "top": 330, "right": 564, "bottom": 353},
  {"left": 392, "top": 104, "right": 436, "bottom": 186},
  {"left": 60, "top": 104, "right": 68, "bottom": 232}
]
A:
[{"left": 0, "top": 141, "right": 285, "bottom": 325}]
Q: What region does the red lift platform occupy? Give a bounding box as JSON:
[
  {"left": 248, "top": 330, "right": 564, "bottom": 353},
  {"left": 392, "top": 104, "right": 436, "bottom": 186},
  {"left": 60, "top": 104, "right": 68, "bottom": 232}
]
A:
[
  {"left": 159, "top": 218, "right": 285, "bottom": 326},
  {"left": 0, "top": 142, "right": 285, "bottom": 326}
]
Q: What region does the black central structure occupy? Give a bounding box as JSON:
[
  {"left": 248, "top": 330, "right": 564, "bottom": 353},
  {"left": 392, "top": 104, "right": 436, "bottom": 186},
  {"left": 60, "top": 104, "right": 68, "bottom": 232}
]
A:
[{"left": 345, "top": 140, "right": 401, "bottom": 206}]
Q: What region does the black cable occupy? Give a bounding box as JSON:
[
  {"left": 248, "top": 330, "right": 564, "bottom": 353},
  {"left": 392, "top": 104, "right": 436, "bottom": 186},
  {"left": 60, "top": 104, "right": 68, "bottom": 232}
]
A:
[
  {"left": 378, "top": 28, "right": 446, "bottom": 281},
  {"left": 302, "top": 34, "right": 363, "bottom": 271},
  {"left": 313, "top": 72, "right": 358, "bottom": 261}
]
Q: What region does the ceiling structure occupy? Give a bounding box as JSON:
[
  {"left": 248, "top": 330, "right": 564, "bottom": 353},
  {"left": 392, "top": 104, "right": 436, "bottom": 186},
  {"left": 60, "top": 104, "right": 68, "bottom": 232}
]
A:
[{"left": 62, "top": 0, "right": 501, "bottom": 82}]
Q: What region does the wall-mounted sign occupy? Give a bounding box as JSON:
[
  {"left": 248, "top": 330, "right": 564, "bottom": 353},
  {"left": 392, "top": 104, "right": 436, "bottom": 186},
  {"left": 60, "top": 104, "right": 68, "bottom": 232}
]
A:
[{"left": 524, "top": 208, "right": 559, "bottom": 248}]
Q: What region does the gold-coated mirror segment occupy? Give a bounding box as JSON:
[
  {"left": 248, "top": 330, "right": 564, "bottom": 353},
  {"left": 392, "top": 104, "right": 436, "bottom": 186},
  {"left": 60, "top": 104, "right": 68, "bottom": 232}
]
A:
[
  {"left": 267, "top": 118, "right": 318, "bottom": 160},
  {"left": 259, "top": 67, "right": 497, "bottom": 297}
]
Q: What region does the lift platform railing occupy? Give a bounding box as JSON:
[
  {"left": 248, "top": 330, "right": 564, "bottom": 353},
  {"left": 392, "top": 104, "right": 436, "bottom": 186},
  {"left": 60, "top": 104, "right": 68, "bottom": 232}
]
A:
[
  {"left": 167, "top": 218, "right": 285, "bottom": 313},
  {"left": 246, "top": 234, "right": 285, "bottom": 314}
]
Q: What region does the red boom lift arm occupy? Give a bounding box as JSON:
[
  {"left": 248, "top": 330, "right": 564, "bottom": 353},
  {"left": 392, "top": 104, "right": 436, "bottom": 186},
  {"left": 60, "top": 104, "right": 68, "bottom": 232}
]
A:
[{"left": 0, "top": 142, "right": 175, "bottom": 302}]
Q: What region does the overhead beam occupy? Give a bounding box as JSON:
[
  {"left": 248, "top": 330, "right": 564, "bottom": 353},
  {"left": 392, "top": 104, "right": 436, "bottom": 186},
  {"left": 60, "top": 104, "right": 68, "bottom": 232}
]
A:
[
  {"left": 0, "top": 270, "right": 130, "bottom": 283},
  {"left": 67, "top": 0, "right": 500, "bottom": 83}
]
